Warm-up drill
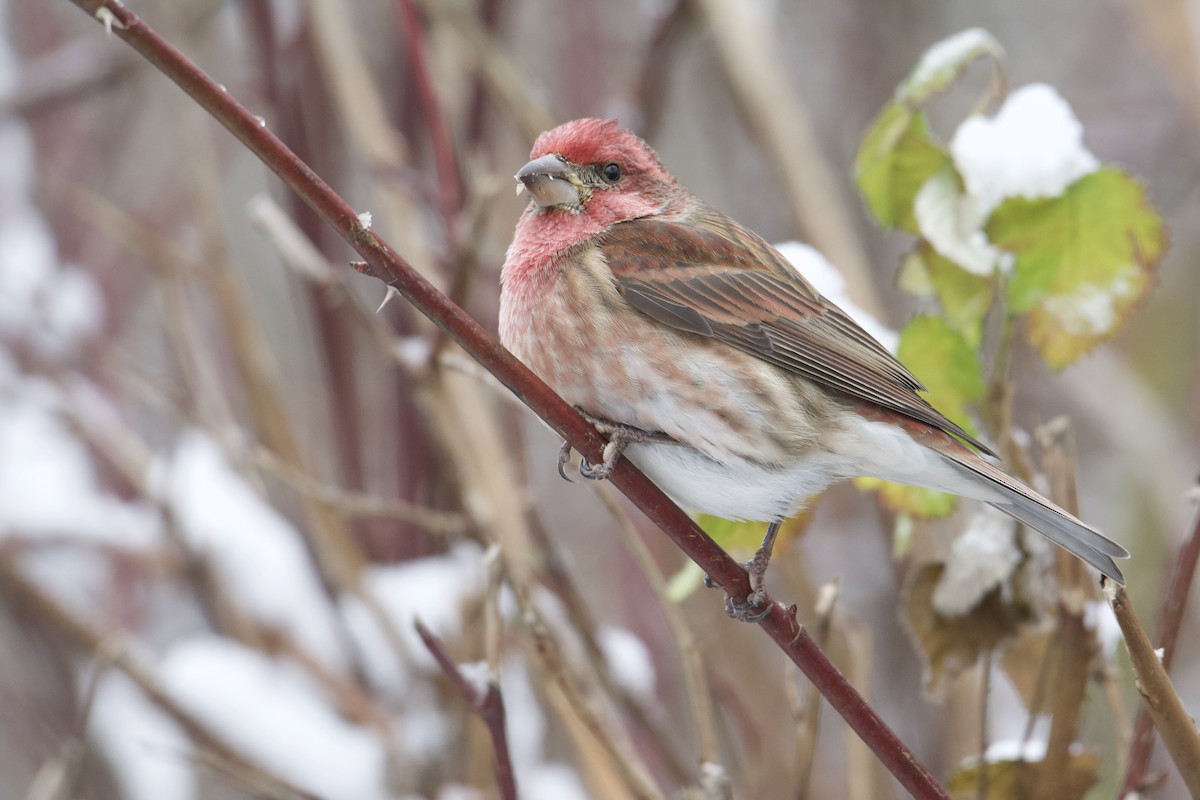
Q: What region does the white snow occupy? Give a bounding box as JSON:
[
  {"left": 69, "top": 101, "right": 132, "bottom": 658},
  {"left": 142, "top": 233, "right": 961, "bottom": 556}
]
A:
[
  {"left": 340, "top": 541, "right": 486, "bottom": 694},
  {"left": 775, "top": 241, "right": 899, "bottom": 351},
  {"left": 951, "top": 83, "right": 1098, "bottom": 216},
  {"left": 900, "top": 28, "right": 998, "bottom": 101},
  {"left": 1037, "top": 265, "right": 1139, "bottom": 336},
  {"left": 499, "top": 657, "right": 589, "bottom": 800},
  {"left": 597, "top": 626, "right": 655, "bottom": 698},
  {"left": 914, "top": 167, "right": 1003, "bottom": 276},
  {"left": 1083, "top": 599, "right": 1122, "bottom": 661},
  {"left": 0, "top": 375, "right": 161, "bottom": 547},
  {"left": 87, "top": 673, "right": 196, "bottom": 800},
  {"left": 933, "top": 506, "right": 1022, "bottom": 616},
  {"left": 160, "top": 636, "right": 390, "bottom": 800},
  {"left": 154, "top": 431, "right": 348, "bottom": 673},
  {"left": 983, "top": 735, "right": 1049, "bottom": 764}
]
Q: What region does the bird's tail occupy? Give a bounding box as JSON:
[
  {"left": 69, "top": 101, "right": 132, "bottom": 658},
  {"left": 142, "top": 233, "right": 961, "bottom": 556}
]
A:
[{"left": 934, "top": 443, "right": 1129, "bottom": 585}]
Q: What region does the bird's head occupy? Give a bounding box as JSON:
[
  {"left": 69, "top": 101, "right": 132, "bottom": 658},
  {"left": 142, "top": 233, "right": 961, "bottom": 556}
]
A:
[{"left": 515, "top": 119, "right": 678, "bottom": 226}]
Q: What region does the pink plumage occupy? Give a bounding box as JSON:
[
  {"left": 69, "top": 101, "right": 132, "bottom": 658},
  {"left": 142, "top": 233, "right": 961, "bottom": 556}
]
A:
[{"left": 500, "top": 118, "right": 1129, "bottom": 588}]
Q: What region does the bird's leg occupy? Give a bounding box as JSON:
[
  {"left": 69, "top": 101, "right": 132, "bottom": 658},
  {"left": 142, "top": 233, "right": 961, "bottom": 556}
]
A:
[
  {"left": 557, "top": 407, "right": 677, "bottom": 481},
  {"left": 723, "top": 520, "right": 782, "bottom": 622}
]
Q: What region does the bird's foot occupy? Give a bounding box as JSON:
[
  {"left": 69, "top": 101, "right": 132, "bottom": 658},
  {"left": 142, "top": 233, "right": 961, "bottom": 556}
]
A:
[
  {"left": 711, "top": 520, "right": 783, "bottom": 623},
  {"left": 556, "top": 408, "right": 677, "bottom": 482}
]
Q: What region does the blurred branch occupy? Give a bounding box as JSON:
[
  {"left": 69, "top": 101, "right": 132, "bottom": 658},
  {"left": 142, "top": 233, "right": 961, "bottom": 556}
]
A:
[
  {"left": 394, "top": 0, "right": 464, "bottom": 233},
  {"left": 62, "top": 3, "right": 949, "bottom": 796},
  {"left": 1121, "top": 481, "right": 1200, "bottom": 796},
  {"left": 252, "top": 446, "right": 469, "bottom": 535},
  {"left": 524, "top": 511, "right": 695, "bottom": 786},
  {"left": 519, "top": 586, "right": 664, "bottom": 799},
  {"left": 1032, "top": 420, "right": 1100, "bottom": 797},
  {"left": 415, "top": 620, "right": 517, "bottom": 800},
  {"left": 413, "top": 0, "right": 554, "bottom": 141},
  {"left": 0, "top": 551, "right": 321, "bottom": 800},
  {"left": 630, "top": 0, "right": 693, "bottom": 138},
  {"left": 691, "top": 0, "right": 883, "bottom": 317},
  {"left": 792, "top": 578, "right": 839, "bottom": 800},
  {"left": 1108, "top": 581, "right": 1200, "bottom": 797},
  {"left": 594, "top": 484, "right": 721, "bottom": 778}
]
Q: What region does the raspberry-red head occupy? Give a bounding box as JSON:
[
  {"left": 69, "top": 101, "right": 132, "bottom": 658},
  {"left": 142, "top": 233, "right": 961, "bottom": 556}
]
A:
[{"left": 530, "top": 118, "right": 668, "bottom": 182}]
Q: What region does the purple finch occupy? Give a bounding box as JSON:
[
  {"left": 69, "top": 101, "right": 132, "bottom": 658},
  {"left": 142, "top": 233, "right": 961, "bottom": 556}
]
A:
[{"left": 500, "top": 118, "right": 1128, "bottom": 604}]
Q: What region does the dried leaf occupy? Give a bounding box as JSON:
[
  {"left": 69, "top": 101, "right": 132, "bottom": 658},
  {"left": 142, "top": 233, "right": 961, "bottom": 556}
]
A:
[
  {"left": 903, "top": 563, "right": 1035, "bottom": 696},
  {"left": 947, "top": 751, "right": 1098, "bottom": 800}
]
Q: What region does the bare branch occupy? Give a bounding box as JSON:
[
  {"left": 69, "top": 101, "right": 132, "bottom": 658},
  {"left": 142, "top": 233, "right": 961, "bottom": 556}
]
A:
[{"left": 61, "top": 3, "right": 950, "bottom": 796}]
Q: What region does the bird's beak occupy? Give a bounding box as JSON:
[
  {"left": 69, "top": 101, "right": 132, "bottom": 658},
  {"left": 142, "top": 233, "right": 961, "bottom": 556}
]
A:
[{"left": 515, "top": 154, "right": 581, "bottom": 209}]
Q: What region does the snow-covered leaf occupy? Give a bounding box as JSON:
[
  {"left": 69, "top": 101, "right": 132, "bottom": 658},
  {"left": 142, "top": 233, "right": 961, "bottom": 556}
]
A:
[
  {"left": 915, "top": 165, "right": 1001, "bottom": 276},
  {"left": 946, "top": 751, "right": 1097, "bottom": 799},
  {"left": 952, "top": 84, "right": 1098, "bottom": 217},
  {"left": 896, "top": 28, "right": 1004, "bottom": 107},
  {"left": 987, "top": 168, "right": 1165, "bottom": 368},
  {"left": 903, "top": 562, "right": 1034, "bottom": 697}
]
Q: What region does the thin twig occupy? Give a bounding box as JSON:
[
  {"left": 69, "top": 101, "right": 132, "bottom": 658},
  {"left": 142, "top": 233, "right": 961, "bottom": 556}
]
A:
[
  {"left": 519, "top": 589, "right": 665, "bottom": 800},
  {"left": 794, "top": 578, "right": 839, "bottom": 800},
  {"left": 415, "top": 620, "right": 517, "bottom": 800},
  {"left": 252, "top": 446, "right": 468, "bottom": 535},
  {"left": 1121, "top": 481, "right": 1200, "bottom": 796},
  {"left": 0, "top": 551, "right": 320, "bottom": 800},
  {"left": 62, "top": 4, "right": 950, "bottom": 796},
  {"left": 594, "top": 484, "right": 722, "bottom": 776},
  {"left": 1107, "top": 582, "right": 1200, "bottom": 797}
]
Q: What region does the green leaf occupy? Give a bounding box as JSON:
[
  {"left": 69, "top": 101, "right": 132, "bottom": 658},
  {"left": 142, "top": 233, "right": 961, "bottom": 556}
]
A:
[
  {"left": 855, "top": 104, "right": 950, "bottom": 233},
  {"left": 987, "top": 167, "right": 1166, "bottom": 369},
  {"left": 898, "top": 314, "right": 986, "bottom": 427},
  {"left": 856, "top": 477, "right": 959, "bottom": 518},
  {"left": 903, "top": 246, "right": 995, "bottom": 349},
  {"left": 694, "top": 514, "right": 769, "bottom": 556},
  {"left": 666, "top": 561, "right": 706, "bottom": 603},
  {"left": 896, "top": 28, "right": 1005, "bottom": 107},
  {"left": 856, "top": 315, "right": 985, "bottom": 519}
]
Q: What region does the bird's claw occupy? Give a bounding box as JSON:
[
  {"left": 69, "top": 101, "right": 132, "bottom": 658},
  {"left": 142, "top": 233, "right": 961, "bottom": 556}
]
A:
[
  {"left": 556, "top": 441, "right": 575, "bottom": 483},
  {"left": 557, "top": 409, "right": 678, "bottom": 482},
  {"left": 724, "top": 590, "right": 772, "bottom": 622},
  {"left": 714, "top": 520, "right": 783, "bottom": 623}
]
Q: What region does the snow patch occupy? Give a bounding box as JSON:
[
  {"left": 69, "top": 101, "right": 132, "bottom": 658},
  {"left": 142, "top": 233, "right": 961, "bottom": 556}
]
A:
[
  {"left": 341, "top": 542, "right": 486, "bottom": 694},
  {"left": 88, "top": 673, "right": 196, "bottom": 800},
  {"left": 598, "top": 626, "right": 655, "bottom": 698},
  {"left": 161, "top": 636, "right": 389, "bottom": 800},
  {"left": 933, "top": 506, "right": 1021, "bottom": 616},
  {"left": 156, "top": 431, "right": 348, "bottom": 673},
  {"left": 902, "top": 28, "right": 996, "bottom": 100},
  {"left": 952, "top": 83, "right": 1098, "bottom": 216}
]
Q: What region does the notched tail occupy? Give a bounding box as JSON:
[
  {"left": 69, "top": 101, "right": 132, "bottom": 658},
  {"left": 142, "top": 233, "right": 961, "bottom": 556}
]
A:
[{"left": 937, "top": 444, "right": 1130, "bottom": 586}]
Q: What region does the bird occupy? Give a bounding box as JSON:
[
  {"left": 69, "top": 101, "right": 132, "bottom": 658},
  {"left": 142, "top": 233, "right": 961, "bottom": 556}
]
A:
[{"left": 498, "top": 118, "right": 1128, "bottom": 616}]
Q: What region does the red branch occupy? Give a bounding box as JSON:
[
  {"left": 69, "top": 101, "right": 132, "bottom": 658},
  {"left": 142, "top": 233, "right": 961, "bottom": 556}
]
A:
[
  {"left": 417, "top": 621, "right": 517, "bottom": 800},
  {"left": 64, "top": 2, "right": 949, "bottom": 797}
]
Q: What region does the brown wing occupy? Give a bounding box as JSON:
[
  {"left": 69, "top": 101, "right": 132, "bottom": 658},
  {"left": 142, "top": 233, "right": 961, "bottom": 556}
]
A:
[{"left": 600, "top": 211, "right": 993, "bottom": 455}]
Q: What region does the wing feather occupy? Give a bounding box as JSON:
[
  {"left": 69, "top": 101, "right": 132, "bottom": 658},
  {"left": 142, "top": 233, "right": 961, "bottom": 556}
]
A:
[{"left": 601, "top": 213, "right": 993, "bottom": 455}]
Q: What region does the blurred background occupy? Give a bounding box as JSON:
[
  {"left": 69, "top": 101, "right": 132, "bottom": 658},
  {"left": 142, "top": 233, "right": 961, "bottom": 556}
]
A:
[{"left": 3, "top": 0, "right": 1198, "bottom": 798}]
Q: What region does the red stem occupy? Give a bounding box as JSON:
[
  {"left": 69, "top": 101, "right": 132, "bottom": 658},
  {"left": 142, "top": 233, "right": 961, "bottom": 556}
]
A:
[
  {"left": 65, "top": 3, "right": 949, "bottom": 797},
  {"left": 1121, "top": 487, "right": 1200, "bottom": 796},
  {"left": 394, "top": 0, "right": 463, "bottom": 232},
  {"left": 417, "top": 621, "right": 518, "bottom": 800}
]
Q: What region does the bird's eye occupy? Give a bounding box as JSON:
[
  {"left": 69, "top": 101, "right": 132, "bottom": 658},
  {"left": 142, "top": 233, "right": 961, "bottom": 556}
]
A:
[{"left": 602, "top": 162, "right": 622, "bottom": 183}]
